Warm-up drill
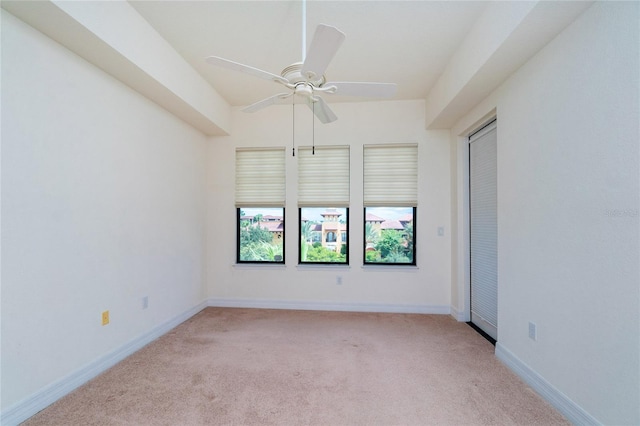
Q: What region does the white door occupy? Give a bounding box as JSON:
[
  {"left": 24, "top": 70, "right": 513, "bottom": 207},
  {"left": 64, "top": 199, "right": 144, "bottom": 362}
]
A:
[{"left": 469, "top": 120, "right": 498, "bottom": 341}]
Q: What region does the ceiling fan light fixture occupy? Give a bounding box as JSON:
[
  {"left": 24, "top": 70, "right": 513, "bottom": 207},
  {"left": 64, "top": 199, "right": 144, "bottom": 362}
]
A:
[{"left": 294, "top": 82, "right": 314, "bottom": 97}]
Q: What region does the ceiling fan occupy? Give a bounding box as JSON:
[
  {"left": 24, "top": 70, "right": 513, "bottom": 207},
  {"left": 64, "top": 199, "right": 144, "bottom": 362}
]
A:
[{"left": 205, "top": 21, "right": 397, "bottom": 124}]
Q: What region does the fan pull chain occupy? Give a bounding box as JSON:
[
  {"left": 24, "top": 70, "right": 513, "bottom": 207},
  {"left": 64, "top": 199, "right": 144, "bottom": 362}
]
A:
[
  {"left": 312, "top": 101, "right": 315, "bottom": 155},
  {"left": 292, "top": 97, "right": 295, "bottom": 157}
]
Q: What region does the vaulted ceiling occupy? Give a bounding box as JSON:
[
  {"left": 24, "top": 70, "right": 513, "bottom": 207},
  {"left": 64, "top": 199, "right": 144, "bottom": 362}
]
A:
[
  {"left": 129, "top": 1, "right": 487, "bottom": 106},
  {"left": 2, "top": 1, "right": 593, "bottom": 135}
]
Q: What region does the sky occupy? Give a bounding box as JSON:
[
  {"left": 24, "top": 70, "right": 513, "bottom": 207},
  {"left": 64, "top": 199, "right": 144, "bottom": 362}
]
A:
[{"left": 241, "top": 207, "right": 412, "bottom": 222}]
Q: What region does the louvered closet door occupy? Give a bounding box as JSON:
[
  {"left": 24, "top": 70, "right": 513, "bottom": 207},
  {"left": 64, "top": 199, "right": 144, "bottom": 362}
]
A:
[{"left": 469, "top": 120, "right": 498, "bottom": 341}]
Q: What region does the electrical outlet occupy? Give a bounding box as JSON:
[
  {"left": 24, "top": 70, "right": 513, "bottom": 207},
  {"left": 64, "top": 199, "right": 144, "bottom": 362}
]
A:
[
  {"left": 142, "top": 296, "right": 149, "bottom": 309},
  {"left": 336, "top": 276, "right": 343, "bottom": 285},
  {"left": 102, "top": 310, "right": 110, "bottom": 326},
  {"left": 528, "top": 322, "right": 537, "bottom": 341},
  {"left": 438, "top": 226, "right": 445, "bottom": 236}
]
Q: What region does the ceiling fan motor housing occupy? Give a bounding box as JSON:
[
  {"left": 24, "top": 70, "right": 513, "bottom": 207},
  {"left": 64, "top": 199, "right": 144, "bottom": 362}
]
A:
[{"left": 282, "top": 63, "right": 325, "bottom": 88}]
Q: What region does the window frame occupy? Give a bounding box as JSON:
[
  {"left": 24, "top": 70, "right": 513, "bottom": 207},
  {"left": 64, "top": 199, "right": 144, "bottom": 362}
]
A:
[
  {"left": 363, "top": 206, "right": 416, "bottom": 266},
  {"left": 299, "top": 207, "right": 349, "bottom": 265},
  {"left": 237, "top": 207, "right": 285, "bottom": 264}
]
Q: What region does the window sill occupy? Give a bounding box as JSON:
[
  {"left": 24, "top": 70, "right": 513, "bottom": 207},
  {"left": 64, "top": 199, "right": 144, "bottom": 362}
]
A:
[
  {"left": 362, "top": 265, "right": 419, "bottom": 272},
  {"left": 296, "top": 264, "right": 351, "bottom": 271},
  {"left": 233, "top": 263, "right": 286, "bottom": 270}
]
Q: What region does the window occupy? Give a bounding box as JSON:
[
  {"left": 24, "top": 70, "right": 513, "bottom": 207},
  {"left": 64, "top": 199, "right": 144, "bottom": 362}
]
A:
[
  {"left": 364, "top": 207, "right": 415, "bottom": 264},
  {"left": 363, "top": 144, "right": 417, "bottom": 265},
  {"left": 298, "top": 146, "right": 350, "bottom": 264},
  {"left": 238, "top": 208, "right": 284, "bottom": 262},
  {"left": 236, "top": 148, "right": 285, "bottom": 263},
  {"left": 300, "top": 207, "right": 348, "bottom": 263}
]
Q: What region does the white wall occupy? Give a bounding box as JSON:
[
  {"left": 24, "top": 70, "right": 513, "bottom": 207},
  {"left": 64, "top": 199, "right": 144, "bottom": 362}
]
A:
[
  {"left": 206, "top": 100, "right": 451, "bottom": 312},
  {"left": 1, "top": 11, "right": 208, "bottom": 411},
  {"left": 451, "top": 2, "right": 639, "bottom": 424}
]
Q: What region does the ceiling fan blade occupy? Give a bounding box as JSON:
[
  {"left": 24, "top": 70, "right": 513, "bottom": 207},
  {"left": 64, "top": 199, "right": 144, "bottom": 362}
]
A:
[
  {"left": 205, "top": 56, "right": 289, "bottom": 85},
  {"left": 301, "top": 24, "right": 345, "bottom": 80},
  {"left": 243, "top": 93, "right": 293, "bottom": 113},
  {"left": 307, "top": 96, "right": 338, "bottom": 124},
  {"left": 325, "top": 81, "right": 397, "bottom": 98}
]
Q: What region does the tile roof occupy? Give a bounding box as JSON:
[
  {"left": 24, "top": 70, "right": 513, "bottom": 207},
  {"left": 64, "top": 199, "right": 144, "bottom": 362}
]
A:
[
  {"left": 398, "top": 214, "right": 413, "bottom": 222},
  {"left": 366, "top": 213, "right": 385, "bottom": 222},
  {"left": 380, "top": 220, "right": 405, "bottom": 230},
  {"left": 258, "top": 221, "right": 284, "bottom": 232}
]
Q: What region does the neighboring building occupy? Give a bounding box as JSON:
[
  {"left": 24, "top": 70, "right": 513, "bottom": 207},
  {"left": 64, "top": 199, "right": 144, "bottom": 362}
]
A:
[
  {"left": 398, "top": 214, "right": 413, "bottom": 227},
  {"left": 319, "top": 209, "right": 346, "bottom": 253},
  {"left": 364, "top": 212, "right": 414, "bottom": 251},
  {"left": 365, "top": 213, "right": 385, "bottom": 229},
  {"left": 380, "top": 220, "right": 405, "bottom": 231},
  {"left": 301, "top": 209, "right": 348, "bottom": 253},
  {"left": 241, "top": 215, "right": 284, "bottom": 245},
  {"left": 259, "top": 220, "right": 284, "bottom": 245}
]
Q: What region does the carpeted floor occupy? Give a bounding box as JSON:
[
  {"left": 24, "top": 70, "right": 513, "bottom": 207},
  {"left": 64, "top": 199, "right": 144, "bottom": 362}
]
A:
[{"left": 23, "top": 308, "right": 569, "bottom": 425}]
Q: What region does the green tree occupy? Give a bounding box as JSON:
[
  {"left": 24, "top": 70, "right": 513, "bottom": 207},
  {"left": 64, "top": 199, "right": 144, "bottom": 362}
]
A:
[
  {"left": 375, "top": 229, "right": 404, "bottom": 259},
  {"left": 340, "top": 243, "right": 347, "bottom": 256},
  {"left": 240, "top": 224, "right": 272, "bottom": 246},
  {"left": 240, "top": 241, "right": 282, "bottom": 261},
  {"left": 365, "top": 222, "right": 380, "bottom": 246},
  {"left": 365, "top": 250, "right": 380, "bottom": 262},
  {"left": 403, "top": 222, "right": 414, "bottom": 262},
  {"left": 373, "top": 229, "right": 412, "bottom": 263},
  {"left": 239, "top": 223, "right": 278, "bottom": 261},
  {"left": 384, "top": 251, "right": 411, "bottom": 263},
  {"left": 300, "top": 221, "right": 314, "bottom": 261},
  {"left": 306, "top": 245, "right": 345, "bottom": 262}
]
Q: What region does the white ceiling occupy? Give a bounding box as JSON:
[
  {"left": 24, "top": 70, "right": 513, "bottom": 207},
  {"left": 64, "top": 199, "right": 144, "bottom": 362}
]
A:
[
  {"left": 129, "top": 1, "right": 488, "bottom": 107},
  {"left": 2, "top": 0, "right": 592, "bottom": 134}
]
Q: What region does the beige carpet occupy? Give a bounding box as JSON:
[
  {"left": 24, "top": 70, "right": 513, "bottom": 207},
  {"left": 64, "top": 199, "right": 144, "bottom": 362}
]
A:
[{"left": 23, "top": 308, "right": 568, "bottom": 425}]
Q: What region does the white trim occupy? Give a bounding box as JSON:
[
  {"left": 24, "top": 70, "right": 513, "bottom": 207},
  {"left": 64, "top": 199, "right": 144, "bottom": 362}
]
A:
[
  {"left": 1, "top": 301, "right": 208, "bottom": 426},
  {"left": 208, "top": 298, "right": 450, "bottom": 315},
  {"left": 495, "top": 343, "right": 601, "bottom": 425},
  {"left": 296, "top": 264, "right": 351, "bottom": 271},
  {"left": 232, "top": 263, "right": 286, "bottom": 270},
  {"left": 454, "top": 134, "right": 471, "bottom": 321},
  {"left": 361, "top": 265, "right": 419, "bottom": 272},
  {"left": 450, "top": 305, "right": 466, "bottom": 322}
]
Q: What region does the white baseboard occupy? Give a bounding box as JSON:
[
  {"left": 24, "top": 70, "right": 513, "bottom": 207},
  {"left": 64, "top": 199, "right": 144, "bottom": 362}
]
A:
[
  {"left": 495, "top": 343, "right": 600, "bottom": 425},
  {"left": 1, "top": 301, "right": 208, "bottom": 426},
  {"left": 208, "top": 298, "right": 451, "bottom": 315},
  {"left": 450, "top": 305, "right": 467, "bottom": 321}
]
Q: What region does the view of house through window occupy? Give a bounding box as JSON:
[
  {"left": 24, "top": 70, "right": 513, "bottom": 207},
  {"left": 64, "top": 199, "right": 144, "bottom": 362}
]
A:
[
  {"left": 238, "top": 208, "right": 284, "bottom": 263},
  {"left": 300, "top": 208, "right": 348, "bottom": 264},
  {"left": 364, "top": 207, "right": 415, "bottom": 264}
]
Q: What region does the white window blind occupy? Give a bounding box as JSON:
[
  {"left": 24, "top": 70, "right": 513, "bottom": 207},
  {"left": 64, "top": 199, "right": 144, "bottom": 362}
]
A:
[
  {"left": 235, "top": 148, "right": 285, "bottom": 207},
  {"left": 363, "top": 144, "right": 418, "bottom": 206},
  {"left": 298, "top": 145, "right": 350, "bottom": 207}
]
